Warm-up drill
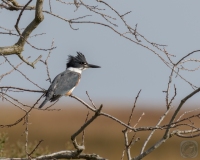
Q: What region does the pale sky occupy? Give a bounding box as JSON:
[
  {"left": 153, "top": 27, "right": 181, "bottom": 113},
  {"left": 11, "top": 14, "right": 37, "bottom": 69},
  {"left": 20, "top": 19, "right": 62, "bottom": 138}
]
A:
[{"left": 1, "top": 0, "right": 200, "bottom": 108}]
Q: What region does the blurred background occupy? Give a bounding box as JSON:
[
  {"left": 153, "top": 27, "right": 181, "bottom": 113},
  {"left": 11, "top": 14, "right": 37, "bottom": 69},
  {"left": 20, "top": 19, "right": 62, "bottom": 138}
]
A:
[
  {"left": 1, "top": 0, "right": 200, "bottom": 159},
  {"left": 1, "top": 105, "right": 200, "bottom": 159}
]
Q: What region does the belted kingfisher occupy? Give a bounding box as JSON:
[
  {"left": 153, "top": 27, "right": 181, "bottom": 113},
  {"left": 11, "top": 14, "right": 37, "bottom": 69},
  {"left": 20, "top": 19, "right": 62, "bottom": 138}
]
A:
[{"left": 38, "top": 52, "right": 100, "bottom": 109}]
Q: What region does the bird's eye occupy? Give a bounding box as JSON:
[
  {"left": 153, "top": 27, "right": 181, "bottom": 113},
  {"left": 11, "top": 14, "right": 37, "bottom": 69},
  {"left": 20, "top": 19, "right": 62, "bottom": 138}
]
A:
[{"left": 80, "top": 62, "right": 86, "bottom": 65}]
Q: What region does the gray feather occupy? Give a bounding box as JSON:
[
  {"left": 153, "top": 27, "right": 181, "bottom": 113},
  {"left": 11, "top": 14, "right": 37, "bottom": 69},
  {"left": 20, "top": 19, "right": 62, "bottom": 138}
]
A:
[
  {"left": 38, "top": 70, "right": 80, "bottom": 108},
  {"left": 38, "top": 99, "right": 48, "bottom": 109}
]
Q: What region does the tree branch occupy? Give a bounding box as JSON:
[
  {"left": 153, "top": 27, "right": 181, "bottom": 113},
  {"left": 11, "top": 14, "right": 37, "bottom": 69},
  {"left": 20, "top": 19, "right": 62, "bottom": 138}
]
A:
[
  {"left": 1, "top": 0, "right": 35, "bottom": 10},
  {"left": 134, "top": 87, "right": 200, "bottom": 160},
  {"left": 0, "top": 0, "right": 44, "bottom": 68},
  {"left": 1, "top": 150, "right": 107, "bottom": 160}
]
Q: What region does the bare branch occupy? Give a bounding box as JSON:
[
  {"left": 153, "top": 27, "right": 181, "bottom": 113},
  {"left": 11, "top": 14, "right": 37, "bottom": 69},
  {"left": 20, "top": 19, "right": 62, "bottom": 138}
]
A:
[
  {"left": 15, "top": 0, "right": 33, "bottom": 35},
  {"left": 2, "top": 54, "right": 44, "bottom": 90},
  {"left": 82, "top": 112, "right": 90, "bottom": 146},
  {"left": 0, "top": 86, "right": 44, "bottom": 93},
  {"left": 86, "top": 91, "right": 97, "bottom": 109},
  {"left": 1, "top": 0, "right": 35, "bottom": 10},
  {"left": 128, "top": 90, "right": 141, "bottom": 126},
  {"left": 45, "top": 39, "right": 54, "bottom": 83},
  {"left": 176, "top": 50, "right": 200, "bottom": 65},
  {"left": 0, "top": 60, "right": 24, "bottom": 81},
  {"left": 1, "top": 151, "right": 107, "bottom": 160},
  {"left": 28, "top": 140, "right": 44, "bottom": 157},
  {"left": 71, "top": 105, "right": 103, "bottom": 151},
  {"left": 135, "top": 87, "right": 200, "bottom": 160},
  {"left": 0, "top": 0, "right": 44, "bottom": 68}
]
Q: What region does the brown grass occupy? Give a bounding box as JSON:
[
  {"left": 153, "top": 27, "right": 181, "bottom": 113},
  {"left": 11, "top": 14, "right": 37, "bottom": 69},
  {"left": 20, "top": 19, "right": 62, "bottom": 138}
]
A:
[{"left": 0, "top": 104, "right": 199, "bottom": 159}]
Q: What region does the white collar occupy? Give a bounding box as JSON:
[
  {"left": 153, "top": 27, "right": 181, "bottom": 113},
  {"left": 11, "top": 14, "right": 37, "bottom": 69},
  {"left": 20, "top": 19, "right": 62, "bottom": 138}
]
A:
[{"left": 67, "top": 67, "right": 83, "bottom": 74}]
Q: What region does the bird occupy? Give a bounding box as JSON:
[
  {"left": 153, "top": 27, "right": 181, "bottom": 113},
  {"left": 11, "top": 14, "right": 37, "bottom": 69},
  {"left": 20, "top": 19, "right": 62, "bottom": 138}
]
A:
[{"left": 38, "top": 52, "right": 100, "bottom": 108}]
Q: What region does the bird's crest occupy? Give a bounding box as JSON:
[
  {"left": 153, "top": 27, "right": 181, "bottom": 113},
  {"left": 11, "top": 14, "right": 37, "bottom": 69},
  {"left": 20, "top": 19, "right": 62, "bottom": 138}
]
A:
[{"left": 68, "top": 52, "right": 87, "bottom": 63}]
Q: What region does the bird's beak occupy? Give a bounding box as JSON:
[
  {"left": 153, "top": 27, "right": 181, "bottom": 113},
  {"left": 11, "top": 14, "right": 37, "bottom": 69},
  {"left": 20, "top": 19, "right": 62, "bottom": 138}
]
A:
[{"left": 87, "top": 63, "right": 101, "bottom": 68}]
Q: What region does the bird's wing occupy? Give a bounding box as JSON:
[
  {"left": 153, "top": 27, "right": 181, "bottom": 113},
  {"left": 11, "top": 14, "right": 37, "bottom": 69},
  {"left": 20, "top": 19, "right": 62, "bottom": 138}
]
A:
[
  {"left": 46, "top": 70, "right": 80, "bottom": 100},
  {"left": 54, "top": 70, "right": 80, "bottom": 95}
]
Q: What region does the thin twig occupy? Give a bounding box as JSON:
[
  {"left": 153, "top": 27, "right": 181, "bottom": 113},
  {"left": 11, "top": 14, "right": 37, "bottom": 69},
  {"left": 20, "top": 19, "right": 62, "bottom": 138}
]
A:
[
  {"left": 82, "top": 111, "right": 90, "bottom": 146},
  {"left": 86, "top": 91, "right": 97, "bottom": 109},
  {"left": 15, "top": 0, "right": 33, "bottom": 35}
]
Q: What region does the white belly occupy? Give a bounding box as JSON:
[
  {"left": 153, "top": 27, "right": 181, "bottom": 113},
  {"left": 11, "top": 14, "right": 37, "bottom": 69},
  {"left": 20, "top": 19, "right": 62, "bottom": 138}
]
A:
[{"left": 65, "top": 87, "right": 75, "bottom": 96}]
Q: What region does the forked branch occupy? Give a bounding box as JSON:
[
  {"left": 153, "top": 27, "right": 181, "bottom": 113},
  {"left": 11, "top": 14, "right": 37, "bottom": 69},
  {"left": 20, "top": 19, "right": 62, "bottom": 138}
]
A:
[{"left": 0, "top": 0, "right": 44, "bottom": 68}]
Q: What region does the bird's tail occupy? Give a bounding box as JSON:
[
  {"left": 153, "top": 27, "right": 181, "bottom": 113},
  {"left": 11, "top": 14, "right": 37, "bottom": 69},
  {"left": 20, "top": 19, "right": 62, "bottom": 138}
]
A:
[{"left": 38, "top": 99, "right": 48, "bottom": 109}]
